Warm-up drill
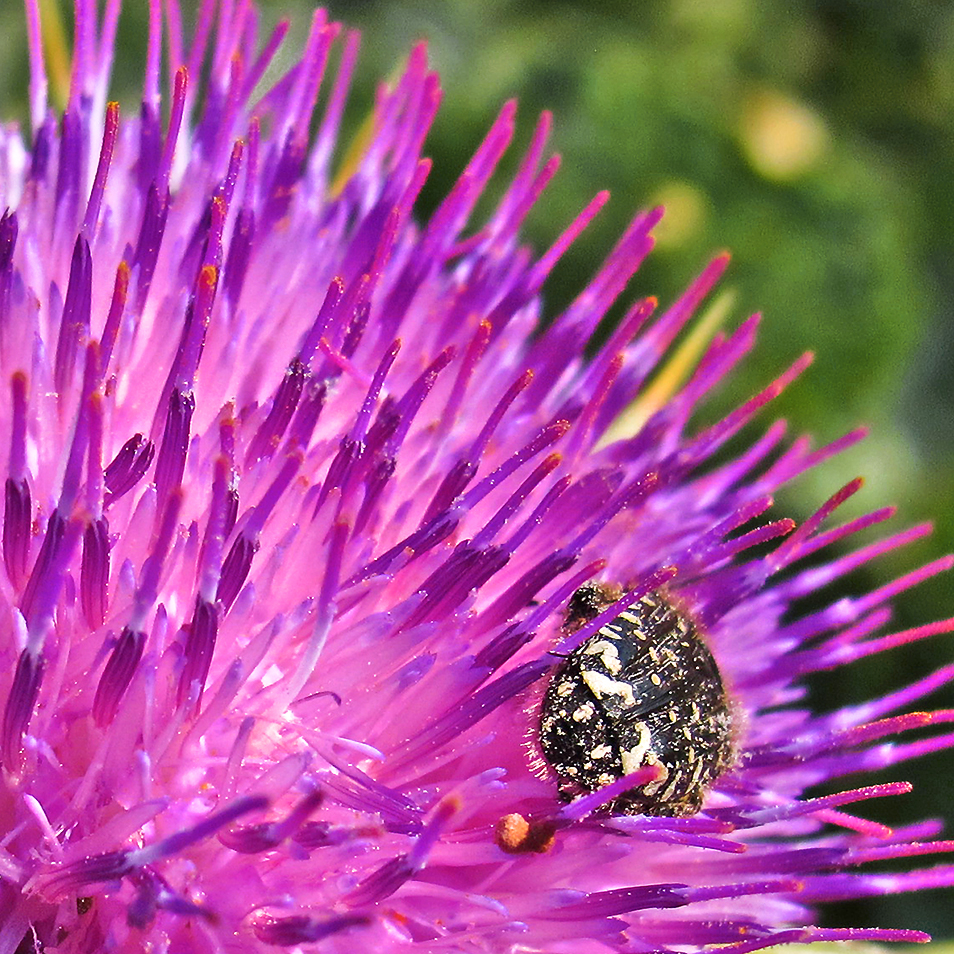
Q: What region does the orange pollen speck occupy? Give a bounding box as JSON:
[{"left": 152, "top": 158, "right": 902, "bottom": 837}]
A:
[{"left": 494, "top": 813, "right": 556, "bottom": 855}]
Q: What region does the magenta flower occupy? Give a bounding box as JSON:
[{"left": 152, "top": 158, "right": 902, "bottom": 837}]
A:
[{"left": 1, "top": 2, "right": 953, "bottom": 951}]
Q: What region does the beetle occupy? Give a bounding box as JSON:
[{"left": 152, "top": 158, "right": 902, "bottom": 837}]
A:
[{"left": 538, "top": 583, "right": 734, "bottom": 816}]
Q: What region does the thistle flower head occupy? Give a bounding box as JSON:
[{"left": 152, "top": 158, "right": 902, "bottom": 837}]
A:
[{"left": 1, "top": 2, "right": 953, "bottom": 952}]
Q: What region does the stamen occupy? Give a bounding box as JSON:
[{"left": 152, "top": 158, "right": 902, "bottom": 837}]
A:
[
  {"left": 4, "top": 373, "right": 31, "bottom": 587},
  {"left": 245, "top": 357, "right": 308, "bottom": 465},
  {"left": 422, "top": 369, "right": 532, "bottom": 523},
  {"left": 127, "top": 867, "right": 216, "bottom": 928},
  {"left": 219, "top": 790, "right": 323, "bottom": 854},
  {"left": 769, "top": 477, "right": 865, "bottom": 570},
  {"left": 217, "top": 453, "right": 300, "bottom": 610},
  {"left": 686, "top": 352, "right": 814, "bottom": 466},
  {"left": 176, "top": 597, "right": 220, "bottom": 711},
  {"left": 1, "top": 649, "right": 44, "bottom": 768},
  {"left": 92, "top": 627, "right": 146, "bottom": 727},
  {"left": 81, "top": 100, "right": 119, "bottom": 239},
  {"left": 437, "top": 319, "right": 491, "bottom": 443},
  {"left": 390, "top": 660, "right": 549, "bottom": 770},
  {"left": 131, "top": 184, "right": 170, "bottom": 311},
  {"left": 3, "top": 476, "right": 31, "bottom": 589},
  {"left": 97, "top": 260, "right": 129, "bottom": 376},
  {"left": 253, "top": 913, "right": 370, "bottom": 946},
  {"left": 80, "top": 517, "right": 110, "bottom": 628},
  {"left": 312, "top": 751, "right": 422, "bottom": 834},
  {"left": 538, "top": 883, "right": 692, "bottom": 921},
  {"left": 53, "top": 236, "right": 92, "bottom": 395},
  {"left": 153, "top": 387, "right": 195, "bottom": 511},
  {"left": 94, "top": 490, "right": 182, "bottom": 725},
  {"left": 156, "top": 67, "right": 188, "bottom": 196},
  {"left": 556, "top": 766, "right": 667, "bottom": 822},
  {"left": 0, "top": 211, "right": 18, "bottom": 317},
  {"left": 42, "top": 796, "right": 269, "bottom": 896},
  {"left": 19, "top": 513, "right": 66, "bottom": 628},
  {"left": 104, "top": 433, "right": 155, "bottom": 504},
  {"left": 343, "top": 797, "right": 458, "bottom": 906},
  {"left": 310, "top": 29, "right": 361, "bottom": 186},
  {"left": 484, "top": 111, "right": 557, "bottom": 244},
  {"left": 297, "top": 278, "right": 344, "bottom": 369},
  {"left": 53, "top": 106, "right": 83, "bottom": 242},
  {"left": 24, "top": 0, "right": 47, "bottom": 130},
  {"left": 474, "top": 557, "right": 605, "bottom": 656}
]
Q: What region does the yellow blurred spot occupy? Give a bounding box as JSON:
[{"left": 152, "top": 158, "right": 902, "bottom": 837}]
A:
[
  {"left": 330, "top": 54, "right": 420, "bottom": 197},
  {"left": 645, "top": 181, "right": 709, "bottom": 250},
  {"left": 40, "top": 0, "right": 71, "bottom": 110},
  {"left": 739, "top": 88, "right": 829, "bottom": 181},
  {"left": 328, "top": 108, "right": 376, "bottom": 197},
  {"left": 598, "top": 288, "right": 736, "bottom": 447}
]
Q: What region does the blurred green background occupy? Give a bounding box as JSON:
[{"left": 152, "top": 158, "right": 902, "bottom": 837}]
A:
[{"left": 2, "top": 0, "right": 953, "bottom": 940}]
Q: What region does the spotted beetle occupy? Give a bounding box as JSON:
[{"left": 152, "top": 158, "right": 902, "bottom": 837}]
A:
[{"left": 538, "top": 583, "right": 734, "bottom": 816}]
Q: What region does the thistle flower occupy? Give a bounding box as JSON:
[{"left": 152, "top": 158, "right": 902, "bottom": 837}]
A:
[{"left": 1, "top": 2, "right": 953, "bottom": 952}]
